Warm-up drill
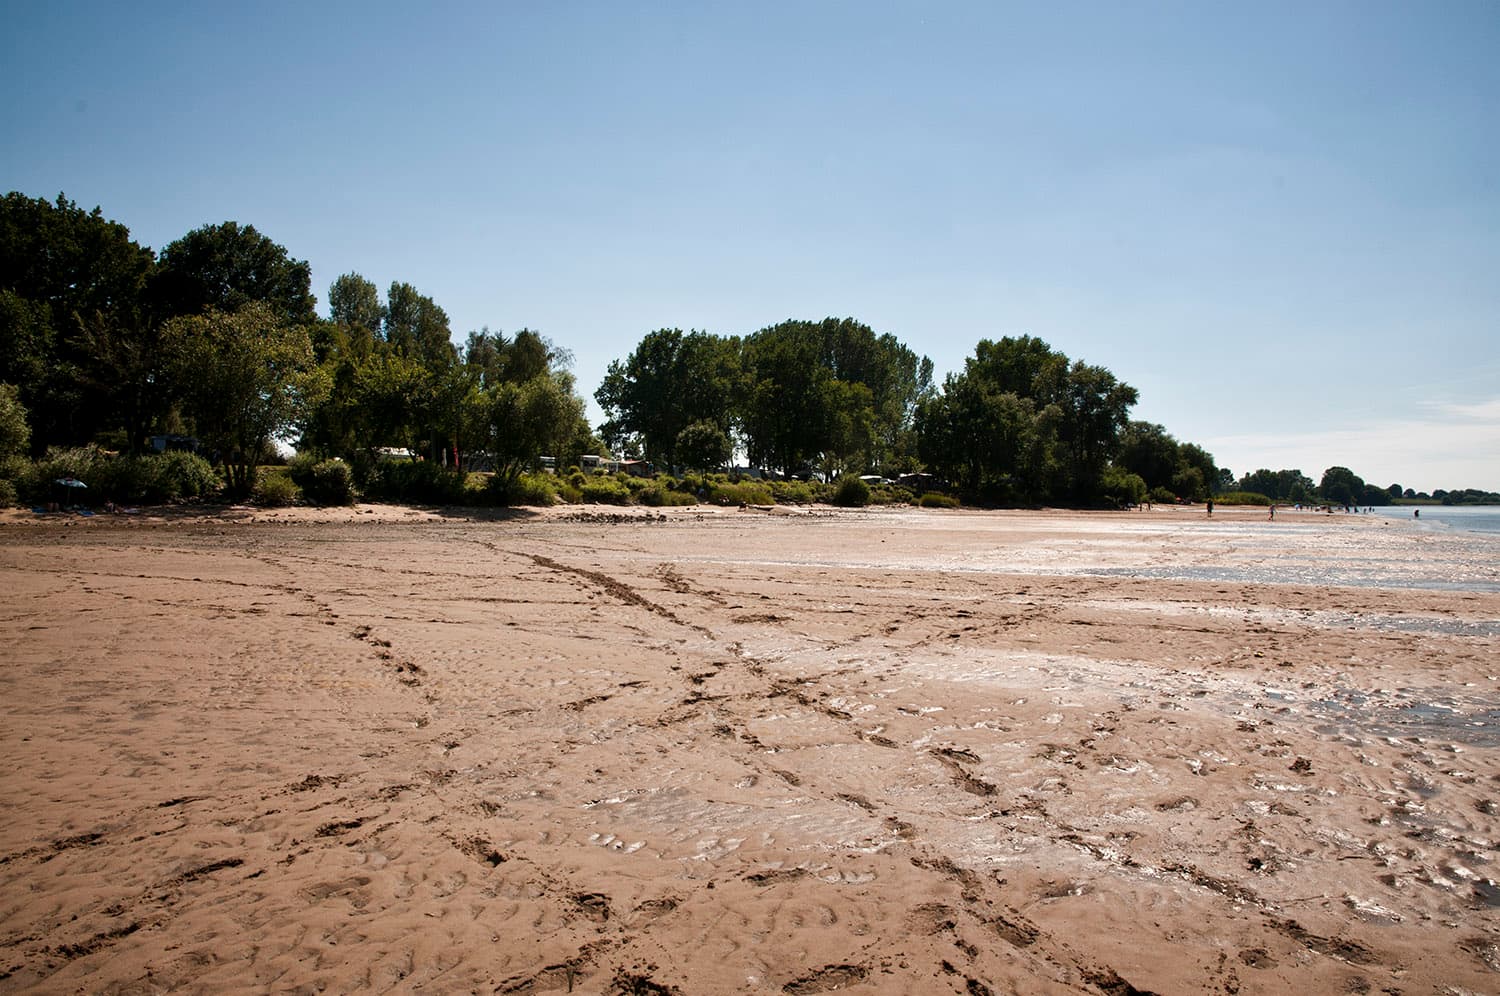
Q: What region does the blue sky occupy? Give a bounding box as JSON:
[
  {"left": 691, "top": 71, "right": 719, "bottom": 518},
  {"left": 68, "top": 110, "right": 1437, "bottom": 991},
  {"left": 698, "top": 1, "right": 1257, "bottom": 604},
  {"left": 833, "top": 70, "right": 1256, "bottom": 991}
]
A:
[{"left": 4, "top": 1, "right": 1497, "bottom": 491}]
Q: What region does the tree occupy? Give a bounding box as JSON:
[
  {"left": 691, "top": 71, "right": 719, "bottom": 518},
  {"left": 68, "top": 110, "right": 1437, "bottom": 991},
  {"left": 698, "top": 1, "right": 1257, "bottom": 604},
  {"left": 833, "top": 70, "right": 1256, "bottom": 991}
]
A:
[
  {"left": 1116, "top": 422, "right": 1179, "bottom": 493},
  {"left": 0, "top": 193, "right": 156, "bottom": 450},
  {"left": 915, "top": 374, "right": 1043, "bottom": 499},
  {"left": 916, "top": 336, "right": 1137, "bottom": 504},
  {"left": 482, "top": 372, "right": 585, "bottom": 484},
  {"left": 676, "top": 420, "right": 732, "bottom": 472},
  {"left": 0, "top": 382, "right": 29, "bottom": 459},
  {"left": 383, "top": 281, "right": 454, "bottom": 368},
  {"left": 162, "top": 304, "right": 328, "bottom": 494},
  {"left": 154, "top": 221, "right": 316, "bottom": 326},
  {"left": 327, "top": 273, "right": 384, "bottom": 337},
  {"left": 1319, "top": 466, "right": 1364, "bottom": 507},
  {"left": 597, "top": 329, "right": 741, "bottom": 471},
  {"left": 1239, "top": 468, "right": 1314, "bottom": 502}
]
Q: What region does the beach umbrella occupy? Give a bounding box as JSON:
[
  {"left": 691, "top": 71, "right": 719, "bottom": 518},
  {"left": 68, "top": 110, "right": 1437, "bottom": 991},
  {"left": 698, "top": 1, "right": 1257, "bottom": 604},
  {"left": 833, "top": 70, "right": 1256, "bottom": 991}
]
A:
[{"left": 53, "top": 477, "right": 87, "bottom": 507}]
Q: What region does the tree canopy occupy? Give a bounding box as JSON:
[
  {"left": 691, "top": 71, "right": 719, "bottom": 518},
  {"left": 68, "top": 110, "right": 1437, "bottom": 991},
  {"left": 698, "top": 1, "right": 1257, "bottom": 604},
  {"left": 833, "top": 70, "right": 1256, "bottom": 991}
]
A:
[
  {"left": 917, "top": 336, "right": 1139, "bottom": 503},
  {"left": 11, "top": 188, "right": 1484, "bottom": 510}
]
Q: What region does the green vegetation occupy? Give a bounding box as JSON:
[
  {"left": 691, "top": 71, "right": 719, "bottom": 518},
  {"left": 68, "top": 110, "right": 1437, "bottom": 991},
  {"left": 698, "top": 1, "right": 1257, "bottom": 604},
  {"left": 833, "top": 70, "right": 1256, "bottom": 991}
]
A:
[
  {"left": 831, "top": 474, "right": 871, "bottom": 507},
  {"left": 6, "top": 189, "right": 1488, "bottom": 514},
  {"left": 1213, "top": 491, "right": 1273, "bottom": 507},
  {"left": 917, "top": 492, "right": 960, "bottom": 509},
  {"left": 253, "top": 467, "right": 300, "bottom": 506}
]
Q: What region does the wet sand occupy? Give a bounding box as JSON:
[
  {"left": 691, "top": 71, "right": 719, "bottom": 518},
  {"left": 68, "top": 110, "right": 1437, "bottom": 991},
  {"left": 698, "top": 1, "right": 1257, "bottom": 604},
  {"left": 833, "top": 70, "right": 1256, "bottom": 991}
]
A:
[{"left": 2, "top": 503, "right": 1498, "bottom": 994}]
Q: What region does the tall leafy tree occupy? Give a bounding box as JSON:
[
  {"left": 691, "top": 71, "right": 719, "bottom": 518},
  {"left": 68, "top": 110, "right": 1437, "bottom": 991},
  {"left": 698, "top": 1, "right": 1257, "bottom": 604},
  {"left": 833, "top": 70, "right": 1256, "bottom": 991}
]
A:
[
  {"left": 327, "top": 273, "right": 384, "bottom": 338},
  {"left": 916, "top": 336, "right": 1137, "bottom": 504},
  {"left": 596, "top": 328, "right": 742, "bottom": 470},
  {"left": 1320, "top": 466, "right": 1364, "bottom": 506},
  {"left": 0, "top": 192, "right": 156, "bottom": 449},
  {"left": 383, "top": 281, "right": 454, "bottom": 368},
  {"left": 162, "top": 303, "right": 328, "bottom": 494},
  {"left": 154, "top": 221, "right": 316, "bottom": 326}
]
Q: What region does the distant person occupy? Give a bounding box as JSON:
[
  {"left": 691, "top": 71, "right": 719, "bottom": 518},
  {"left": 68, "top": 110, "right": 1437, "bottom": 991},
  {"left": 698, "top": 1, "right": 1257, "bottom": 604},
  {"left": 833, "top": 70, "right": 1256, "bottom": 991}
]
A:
[
  {"left": 1414, "top": 508, "right": 1419, "bottom": 519},
  {"left": 1269, "top": 504, "right": 1275, "bottom": 520},
  {"left": 1206, "top": 498, "right": 1213, "bottom": 517}
]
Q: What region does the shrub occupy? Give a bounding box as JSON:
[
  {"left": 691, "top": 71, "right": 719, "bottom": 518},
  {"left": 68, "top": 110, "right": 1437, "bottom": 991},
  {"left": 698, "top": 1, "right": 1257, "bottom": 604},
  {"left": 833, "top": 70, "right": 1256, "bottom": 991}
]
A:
[
  {"left": 638, "top": 484, "right": 697, "bottom": 507},
  {"left": 768, "top": 480, "right": 818, "bottom": 505},
  {"left": 580, "top": 476, "right": 632, "bottom": 504},
  {"left": 706, "top": 480, "right": 773, "bottom": 506},
  {"left": 1213, "top": 491, "right": 1273, "bottom": 506},
  {"left": 555, "top": 481, "right": 582, "bottom": 504},
  {"left": 1099, "top": 466, "right": 1148, "bottom": 508},
  {"left": 870, "top": 485, "right": 914, "bottom": 506},
  {"left": 918, "top": 492, "right": 960, "bottom": 509},
  {"left": 1148, "top": 486, "right": 1177, "bottom": 505},
  {"left": 254, "top": 467, "right": 301, "bottom": 506},
  {"left": 0, "top": 478, "right": 16, "bottom": 508},
  {"left": 152, "top": 450, "right": 221, "bottom": 500},
  {"left": 286, "top": 452, "right": 319, "bottom": 485},
  {"left": 21, "top": 446, "right": 222, "bottom": 504},
  {"left": 488, "top": 472, "right": 558, "bottom": 507},
  {"left": 362, "top": 459, "right": 466, "bottom": 504},
  {"left": 304, "top": 459, "right": 356, "bottom": 505},
  {"left": 831, "top": 475, "right": 871, "bottom": 507}
]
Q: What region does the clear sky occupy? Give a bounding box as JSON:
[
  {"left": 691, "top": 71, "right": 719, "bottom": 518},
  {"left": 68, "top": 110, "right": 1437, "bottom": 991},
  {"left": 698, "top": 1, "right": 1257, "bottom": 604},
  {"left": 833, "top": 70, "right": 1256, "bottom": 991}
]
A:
[{"left": 4, "top": 1, "right": 1497, "bottom": 492}]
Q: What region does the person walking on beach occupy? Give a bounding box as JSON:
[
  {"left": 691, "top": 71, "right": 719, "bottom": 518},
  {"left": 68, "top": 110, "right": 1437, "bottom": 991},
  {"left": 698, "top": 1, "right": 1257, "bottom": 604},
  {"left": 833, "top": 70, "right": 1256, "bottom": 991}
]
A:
[
  {"left": 1206, "top": 498, "right": 1213, "bottom": 517},
  {"left": 1269, "top": 503, "right": 1275, "bottom": 520}
]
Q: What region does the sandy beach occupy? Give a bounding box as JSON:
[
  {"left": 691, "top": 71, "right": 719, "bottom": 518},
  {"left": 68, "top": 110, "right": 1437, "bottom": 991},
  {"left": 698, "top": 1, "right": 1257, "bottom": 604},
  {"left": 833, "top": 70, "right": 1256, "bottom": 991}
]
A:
[{"left": 2, "top": 503, "right": 1498, "bottom": 994}]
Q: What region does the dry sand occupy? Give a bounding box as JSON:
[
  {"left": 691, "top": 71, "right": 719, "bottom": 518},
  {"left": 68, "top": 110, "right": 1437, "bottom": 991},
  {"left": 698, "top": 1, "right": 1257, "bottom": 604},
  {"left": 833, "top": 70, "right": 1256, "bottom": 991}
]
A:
[{"left": 1, "top": 502, "right": 1498, "bottom": 994}]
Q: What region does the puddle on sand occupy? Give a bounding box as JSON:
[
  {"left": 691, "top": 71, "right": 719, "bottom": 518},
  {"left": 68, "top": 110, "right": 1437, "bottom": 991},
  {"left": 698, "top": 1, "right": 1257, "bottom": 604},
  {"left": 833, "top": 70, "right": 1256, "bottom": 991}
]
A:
[{"left": 1305, "top": 687, "right": 1500, "bottom": 748}]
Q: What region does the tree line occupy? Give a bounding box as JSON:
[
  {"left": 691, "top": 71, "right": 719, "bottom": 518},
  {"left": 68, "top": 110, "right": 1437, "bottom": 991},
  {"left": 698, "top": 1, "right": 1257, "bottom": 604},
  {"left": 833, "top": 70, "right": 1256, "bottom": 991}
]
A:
[{"left": 4, "top": 191, "right": 1483, "bottom": 509}]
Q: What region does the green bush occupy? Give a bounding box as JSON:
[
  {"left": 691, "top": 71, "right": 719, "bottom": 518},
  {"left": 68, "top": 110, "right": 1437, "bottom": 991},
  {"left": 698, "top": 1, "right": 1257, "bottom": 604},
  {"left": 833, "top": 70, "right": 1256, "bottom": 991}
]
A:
[
  {"left": 303, "top": 459, "right": 356, "bottom": 505},
  {"left": 254, "top": 467, "right": 301, "bottom": 506},
  {"left": 1144, "top": 486, "right": 1175, "bottom": 504},
  {"left": 638, "top": 483, "right": 697, "bottom": 507},
  {"left": 706, "top": 480, "right": 773, "bottom": 505},
  {"left": 1213, "top": 491, "right": 1273, "bottom": 506},
  {"left": 1100, "top": 466, "right": 1148, "bottom": 508},
  {"left": 152, "top": 450, "right": 221, "bottom": 500},
  {"left": 0, "top": 478, "right": 17, "bottom": 508},
  {"left": 918, "top": 492, "right": 960, "bottom": 509},
  {"left": 555, "top": 481, "right": 582, "bottom": 504},
  {"left": 831, "top": 475, "right": 871, "bottom": 507},
  {"left": 21, "top": 446, "right": 221, "bottom": 504},
  {"left": 580, "top": 476, "right": 632, "bottom": 504},
  {"left": 487, "top": 472, "right": 558, "bottom": 507},
  {"left": 362, "top": 459, "right": 467, "bottom": 505},
  {"left": 870, "top": 485, "right": 914, "bottom": 506},
  {"left": 768, "top": 480, "right": 818, "bottom": 504}
]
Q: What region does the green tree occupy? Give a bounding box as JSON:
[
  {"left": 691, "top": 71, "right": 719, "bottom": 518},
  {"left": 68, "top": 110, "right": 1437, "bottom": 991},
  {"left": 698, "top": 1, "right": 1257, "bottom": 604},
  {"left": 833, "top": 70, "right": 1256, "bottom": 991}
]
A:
[
  {"left": 383, "top": 281, "right": 454, "bottom": 368},
  {"left": 0, "top": 193, "right": 156, "bottom": 450},
  {"left": 154, "top": 221, "right": 316, "bottom": 325},
  {"left": 1239, "top": 468, "right": 1315, "bottom": 502},
  {"left": 916, "top": 374, "right": 1043, "bottom": 499},
  {"left": 1116, "top": 422, "right": 1179, "bottom": 493},
  {"left": 327, "top": 273, "right": 384, "bottom": 338},
  {"left": 1319, "top": 466, "right": 1364, "bottom": 507},
  {"left": 676, "top": 419, "right": 732, "bottom": 472},
  {"left": 163, "top": 304, "right": 328, "bottom": 495},
  {"left": 915, "top": 336, "right": 1137, "bottom": 504},
  {"left": 482, "top": 372, "right": 585, "bottom": 484},
  {"left": 0, "top": 382, "right": 30, "bottom": 458},
  {"left": 597, "top": 329, "right": 742, "bottom": 471}
]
